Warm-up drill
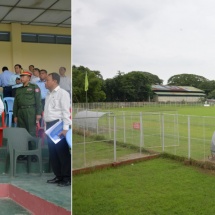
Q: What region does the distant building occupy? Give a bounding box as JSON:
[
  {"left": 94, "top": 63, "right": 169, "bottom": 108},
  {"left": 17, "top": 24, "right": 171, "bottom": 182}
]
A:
[{"left": 152, "top": 85, "right": 206, "bottom": 102}]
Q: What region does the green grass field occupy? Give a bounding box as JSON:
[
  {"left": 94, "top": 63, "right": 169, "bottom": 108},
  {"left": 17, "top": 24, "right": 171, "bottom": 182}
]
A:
[
  {"left": 73, "top": 157, "right": 215, "bottom": 215},
  {"left": 109, "top": 105, "right": 215, "bottom": 116}
]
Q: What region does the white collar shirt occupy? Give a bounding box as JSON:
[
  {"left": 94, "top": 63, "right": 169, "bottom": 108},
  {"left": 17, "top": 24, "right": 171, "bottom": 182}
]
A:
[{"left": 44, "top": 86, "right": 71, "bottom": 130}]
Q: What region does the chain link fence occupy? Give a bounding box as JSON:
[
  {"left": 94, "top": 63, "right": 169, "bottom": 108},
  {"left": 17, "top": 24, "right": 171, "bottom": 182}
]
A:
[{"left": 73, "top": 109, "right": 215, "bottom": 169}]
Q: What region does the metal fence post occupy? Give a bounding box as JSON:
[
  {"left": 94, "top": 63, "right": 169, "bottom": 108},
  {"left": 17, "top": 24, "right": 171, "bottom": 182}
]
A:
[
  {"left": 96, "top": 110, "right": 98, "bottom": 135},
  {"left": 161, "top": 114, "right": 165, "bottom": 151},
  {"left": 123, "top": 112, "right": 126, "bottom": 143},
  {"left": 203, "top": 117, "right": 206, "bottom": 161},
  {"left": 86, "top": 109, "right": 88, "bottom": 132},
  {"left": 188, "top": 116, "right": 191, "bottom": 159},
  {"left": 109, "top": 112, "right": 111, "bottom": 139},
  {"left": 176, "top": 113, "right": 180, "bottom": 147},
  {"left": 140, "top": 112, "right": 143, "bottom": 153},
  {"left": 84, "top": 117, "right": 86, "bottom": 167},
  {"left": 114, "top": 116, "right": 116, "bottom": 162}
]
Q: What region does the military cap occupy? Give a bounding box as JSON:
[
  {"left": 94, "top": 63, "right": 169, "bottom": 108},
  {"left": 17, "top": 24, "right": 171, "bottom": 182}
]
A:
[{"left": 20, "top": 71, "right": 32, "bottom": 77}]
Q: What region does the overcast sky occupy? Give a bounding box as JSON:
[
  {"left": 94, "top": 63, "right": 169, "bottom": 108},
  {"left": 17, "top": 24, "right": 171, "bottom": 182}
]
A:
[{"left": 73, "top": 0, "right": 215, "bottom": 84}]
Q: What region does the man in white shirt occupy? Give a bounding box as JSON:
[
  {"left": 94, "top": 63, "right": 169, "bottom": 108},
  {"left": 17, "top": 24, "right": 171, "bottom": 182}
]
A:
[
  {"left": 44, "top": 72, "right": 71, "bottom": 187},
  {"left": 59, "top": 67, "right": 71, "bottom": 95}
]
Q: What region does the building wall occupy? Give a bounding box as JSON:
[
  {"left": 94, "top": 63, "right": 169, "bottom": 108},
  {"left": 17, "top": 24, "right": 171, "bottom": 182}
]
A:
[
  {"left": 0, "top": 23, "right": 71, "bottom": 76},
  {"left": 154, "top": 95, "right": 203, "bottom": 102}
]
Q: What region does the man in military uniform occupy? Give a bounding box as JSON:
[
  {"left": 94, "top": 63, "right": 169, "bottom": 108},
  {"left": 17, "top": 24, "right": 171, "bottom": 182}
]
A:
[
  {"left": 13, "top": 71, "right": 42, "bottom": 161},
  {"left": 13, "top": 71, "right": 42, "bottom": 137}
]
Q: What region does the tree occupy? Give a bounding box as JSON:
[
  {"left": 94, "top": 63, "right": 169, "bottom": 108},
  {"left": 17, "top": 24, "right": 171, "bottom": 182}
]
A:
[
  {"left": 104, "top": 71, "right": 154, "bottom": 102},
  {"left": 123, "top": 72, "right": 152, "bottom": 101},
  {"left": 208, "top": 89, "right": 215, "bottom": 99},
  {"left": 142, "top": 71, "right": 163, "bottom": 84},
  {"left": 167, "top": 74, "right": 209, "bottom": 88},
  {"left": 72, "top": 65, "right": 106, "bottom": 103},
  {"left": 198, "top": 80, "right": 215, "bottom": 97}
]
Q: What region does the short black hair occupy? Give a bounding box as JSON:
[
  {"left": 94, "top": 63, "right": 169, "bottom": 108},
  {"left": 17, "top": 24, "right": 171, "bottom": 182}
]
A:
[
  {"left": 33, "top": 68, "right": 40, "bottom": 72},
  {"left": 49, "top": 72, "right": 60, "bottom": 84},
  {"left": 14, "top": 64, "right": 22, "bottom": 69},
  {"left": 2, "top": 67, "right": 8, "bottom": 72},
  {"left": 40, "top": 69, "right": 48, "bottom": 74}
]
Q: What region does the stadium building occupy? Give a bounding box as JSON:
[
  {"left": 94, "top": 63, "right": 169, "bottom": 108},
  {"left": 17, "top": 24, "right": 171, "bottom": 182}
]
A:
[{"left": 152, "top": 85, "right": 206, "bottom": 102}]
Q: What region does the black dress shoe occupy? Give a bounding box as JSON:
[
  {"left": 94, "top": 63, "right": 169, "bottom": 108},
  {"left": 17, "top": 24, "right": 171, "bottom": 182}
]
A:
[
  {"left": 57, "top": 180, "right": 71, "bottom": 187},
  {"left": 47, "top": 177, "right": 63, "bottom": 184}
]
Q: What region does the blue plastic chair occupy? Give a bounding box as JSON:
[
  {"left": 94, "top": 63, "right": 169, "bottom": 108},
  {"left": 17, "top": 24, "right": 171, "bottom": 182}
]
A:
[{"left": 3, "top": 97, "right": 14, "bottom": 127}]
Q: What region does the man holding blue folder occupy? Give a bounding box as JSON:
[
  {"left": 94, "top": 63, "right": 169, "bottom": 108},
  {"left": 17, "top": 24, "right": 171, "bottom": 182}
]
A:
[{"left": 44, "top": 72, "right": 71, "bottom": 187}]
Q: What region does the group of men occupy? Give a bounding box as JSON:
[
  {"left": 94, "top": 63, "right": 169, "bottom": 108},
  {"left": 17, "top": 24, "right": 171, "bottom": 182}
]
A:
[
  {"left": 0, "top": 64, "right": 22, "bottom": 97},
  {"left": 0, "top": 65, "right": 71, "bottom": 98},
  {"left": 0, "top": 65, "right": 71, "bottom": 187}
]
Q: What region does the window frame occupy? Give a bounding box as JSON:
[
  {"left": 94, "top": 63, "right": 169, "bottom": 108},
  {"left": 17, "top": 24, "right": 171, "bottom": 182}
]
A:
[{"left": 21, "top": 33, "right": 71, "bottom": 45}]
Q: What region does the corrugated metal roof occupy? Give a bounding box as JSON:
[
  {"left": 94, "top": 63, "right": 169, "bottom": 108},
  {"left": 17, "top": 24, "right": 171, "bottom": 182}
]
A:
[
  {"left": 152, "top": 85, "right": 204, "bottom": 93},
  {"left": 178, "top": 86, "right": 204, "bottom": 92}
]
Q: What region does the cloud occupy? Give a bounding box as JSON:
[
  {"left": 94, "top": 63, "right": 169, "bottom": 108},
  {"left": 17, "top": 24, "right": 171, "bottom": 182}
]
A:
[{"left": 73, "top": 0, "right": 215, "bottom": 83}]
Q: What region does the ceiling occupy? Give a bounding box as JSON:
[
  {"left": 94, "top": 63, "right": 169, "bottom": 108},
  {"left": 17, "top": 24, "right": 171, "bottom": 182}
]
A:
[{"left": 0, "top": 0, "right": 71, "bottom": 28}]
